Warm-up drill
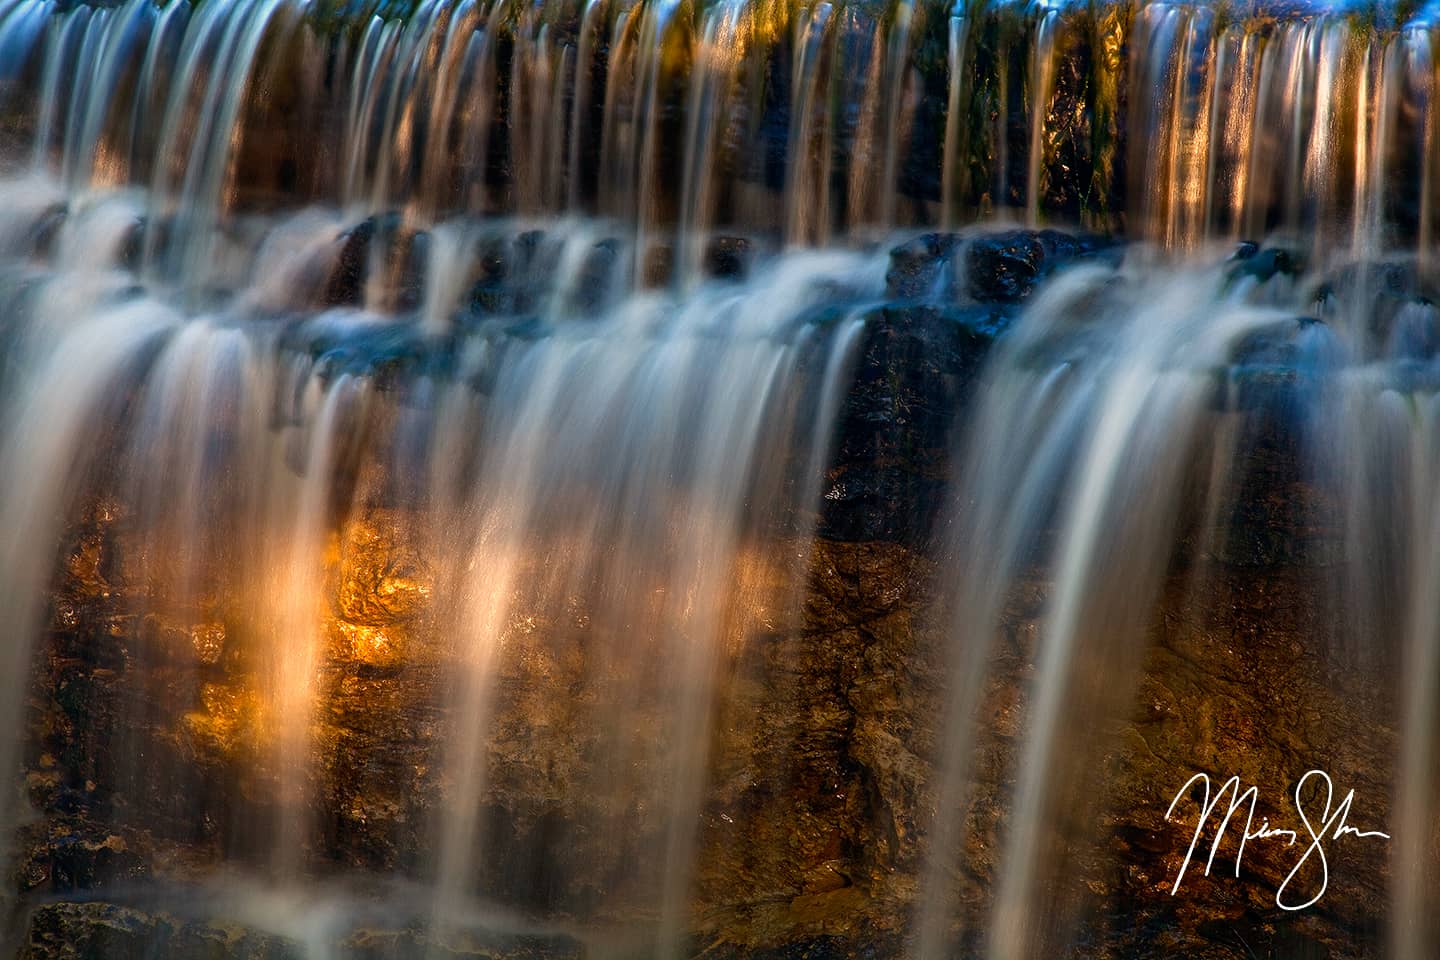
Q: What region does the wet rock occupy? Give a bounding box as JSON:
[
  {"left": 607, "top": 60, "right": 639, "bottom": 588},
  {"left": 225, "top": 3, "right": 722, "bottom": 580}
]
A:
[
  {"left": 14, "top": 337, "right": 1394, "bottom": 960},
  {"left": 466, "top": 231, "right": 549, "bottom": 317},
  {"left": 568, "top": 238, "right": 622, "bottom": 313},
  {"left": 1031, "top": 21, "right": 1111, "bottom": 223},
  {"left": 703, "top": 934, "right": 903, "bottom": 960},
  {"left": 325, "top": 217, "right": 379, "bottom": 307},
  {"left": 342, "top": 926, "right": 585, "bottom": 960},
  {"left": 117, "top": 216, "right": 170, "bottom": 274},
  {"left": 323, "top": 215, "right": 428, "bottom": 312},
  {"left": 314, "top": 666, "right": 446, "bottom": 874},
  {"left": 42, "top": 833, "right": 148, "bottom": 893},
  {"left": 1271, "top": 928, "right": 1332, "bottom": 960},
  {"left": 19, "top": 482, "right": 1395, "bottom": 959},
  {"left": 134, "top": 616, "right": 227, "bottom": 668},
  {"left": 822, "top": 303, "right": 1011, "bottom": 544},
  {"left": 1313, "top": 258, "right": 1423, "bottom": 302},
  {"left": 466, "top": 236, "right": 512, "bottom": 314},
  {"left": 1308, "top": 259, "right": 1440, "bottom": 358},
  {"left": 21, "top": 899, "right": 590, "bottom": 960},
  {"left": 1228, "top": 246, "right": 1304, "bottom": 286},
  {"left": 964, "top": 229, "right": 1111, "bottom": 303},
  {"left": 11, "top": 809, "right": 152, "bottom": 897},
  {"left": 1217, "top": 316, "right": 1336, "bottom": 414},
  {"left": 1114, "top": 824, "right": 1169, "bottom": 855},
  {"left": 20, "top": 902, "right": 296, "bottom": 960},
  {"left": 392, "top": 230, "right": 429, "bottom": 313},
  {"left": 1195, "top": 916, "right": 1331, "bottom": 960},
  {"left": 886, "top": 230, "right": 1114, "bottom": 306},
  {"left": 697, "top": 538, "right": 938, "bottom": 952},
  {"left": 705, "top": 236, "right": 754, "bottom": 281},
  {"left": 24, "top": 203, "right": 65, "bottom": 260},
  {"left": 967, "top": 232, "right": 1044, "bottom": 302},
  {"left": 290, "top": 320, "right": 447, "bottom": 386},
  {"left": 885, "top": 233, "right": 959, "bottom": 299},
  {"left": 334, "top": 622, "right": 407, "bottom": 675},
  {"left": 189, "top": 623, "right": 226, "bottom": 667},
  {"left": 182, "top": 682, "right": 265, "bottom": 759},
  {"left": 335, "top": 513, "right": 432, "bottom": 626}
]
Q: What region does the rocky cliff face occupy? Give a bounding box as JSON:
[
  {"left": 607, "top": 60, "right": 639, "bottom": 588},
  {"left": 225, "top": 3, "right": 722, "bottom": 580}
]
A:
[{"left": 6, "top": 234, "right": 1398, "bottom": 959}]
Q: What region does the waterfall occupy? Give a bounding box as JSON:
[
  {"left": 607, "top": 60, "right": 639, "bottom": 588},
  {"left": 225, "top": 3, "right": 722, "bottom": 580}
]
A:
[
  {"left": 2, "top": 0, "right": 1438, "bottom": 248},
  {"left": 0, "top": 1, "right": 1437, "bottom": 959}
]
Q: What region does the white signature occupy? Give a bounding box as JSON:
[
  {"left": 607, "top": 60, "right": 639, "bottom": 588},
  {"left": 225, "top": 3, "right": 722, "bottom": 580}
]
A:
[{"left": 1164, "top": 769, "right": 1390, "bottom": 911}]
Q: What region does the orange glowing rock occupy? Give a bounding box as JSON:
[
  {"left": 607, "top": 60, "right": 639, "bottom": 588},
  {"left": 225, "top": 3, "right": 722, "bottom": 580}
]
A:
[
  {"left": 336, "top": 620, "right": 406, "bottom": 673},
  {"left": 336, "top": 516, "right": 432, "bottom": 626},
  {"left": 183, "top": 682, "right": 264, "bottom": 757},
  {"left": 189, "top": 622, "right": 226, "bottom": 666}
]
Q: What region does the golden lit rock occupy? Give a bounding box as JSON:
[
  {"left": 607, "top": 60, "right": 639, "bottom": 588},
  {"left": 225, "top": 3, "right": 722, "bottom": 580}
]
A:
[
  {"left": 63, "top": 537, "right": 107, "bottom": 597},
  {"left": 336, "top": 514, "right": 432, "bottom": 626},
  {"left": 183, "top": 683, "right": 263, "bottom": 758},
  {"left": 336, "top": 621, "right": 407, "bottom": 674},
  {"left": 190, "top": 622, "right": 226, "bottom": 666}
]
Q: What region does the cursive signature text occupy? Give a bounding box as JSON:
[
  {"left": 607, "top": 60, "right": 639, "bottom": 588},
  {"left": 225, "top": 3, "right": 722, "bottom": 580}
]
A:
[{"left": 1165, "top": 769, "right": 1389, "bottom": 911}]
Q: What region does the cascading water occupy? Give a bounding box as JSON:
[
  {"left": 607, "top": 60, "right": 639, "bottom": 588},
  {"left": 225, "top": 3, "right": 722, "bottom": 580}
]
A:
[{"left": 1, "top": 0, "right": 1439, "bottom": 959}]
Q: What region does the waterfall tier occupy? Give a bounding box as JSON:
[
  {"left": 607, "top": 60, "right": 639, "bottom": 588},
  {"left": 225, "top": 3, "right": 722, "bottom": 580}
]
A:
[{"left": 5, "top": 0, "right": 1440, "bottom": 261}]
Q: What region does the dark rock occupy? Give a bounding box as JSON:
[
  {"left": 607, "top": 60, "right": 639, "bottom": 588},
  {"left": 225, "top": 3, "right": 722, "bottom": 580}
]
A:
[
  {"left": 1218, "top": 316, "right": 1337, "bottom": 413},
  {"left": 568, "top": 238, "right": 622, "bottom": 313},
  {"left": 324, "top": 217, "right": 379, "bottom": 307},
  {"left": 966, "top": 231, "right": 1044, "bottom": 303},
  {"left": 118, "top": 216, "right": 150, "bottom": 274},
  {"left": 884, "top": 233, "right": 959, "bottom": 299},
  {"left": 342, "top": 926, "right": 585, "bottom": 960},
  {"left": 311, "top": 322, "right": 449, "bottom": 386},
  {"left": 964, "top": 229, "right": 1116, "bottom": 304},
  {"left": 323, "top": 215, "right": 428, "bottom": 312},
  {"left": 703, "top": 934, "right": 903, "bottom": 960},
  {"left": 704, "top": 236, "right": 753, "bottom": 281},
  {"left": 1271, "top": 927, "right": 1332, "bottom": 960},
  {"left": 1195, "top": 916, "right": 1272, "bottom": 953},
  {"left": 20, "top": 899, "right": 590, "bottom": 960},
  {"left": 1114, "top": 824, "right": 1169, "bottom": 855},
  {"left": 821, "top": 303, "right": 1012, "bottom": 544},
  {"left": 16, "top": 454, "right": 1394, "bottom": 958},
  {"left": 1384, "top": 300, "right": 1440, "bottom": 359},
  {"left": 1309, "top": 259, "right": 1440, "bottom": 358},
  {"left": 392, "top": 230, "right": 429, "bottom": 313},
  {"left": 466, "top": 231, "right": 549, "bottom": 317},
  {"left": 1315, "top": 259, "right": 1423, "bottom": 301},
  {"left": 1228, "top": 246, "right": 1303, "bottom": 285},
  {"left": 466, "top": 236, "right": 514, "bottom": 315},
  {"left": 44, "top": 832, "right": 148, "bottom": 893},
  {"left": 20, "top": 902, "right": 297, "bottom": 960},
  {"left": 1195, "top": 917, "right": 1331, "bottom": 960},
  {"left": 24, "top": 203, "right": 65, "bottom": 261}
]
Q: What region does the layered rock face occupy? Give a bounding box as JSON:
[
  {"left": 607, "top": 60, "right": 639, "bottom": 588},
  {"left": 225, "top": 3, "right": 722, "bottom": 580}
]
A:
[
  {"left": 5, "top": 232, "right": 1402, "bottom": 960},
  {"left": 16, "top": 541, "right": 1396, "bottom": 958}
]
